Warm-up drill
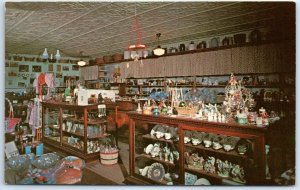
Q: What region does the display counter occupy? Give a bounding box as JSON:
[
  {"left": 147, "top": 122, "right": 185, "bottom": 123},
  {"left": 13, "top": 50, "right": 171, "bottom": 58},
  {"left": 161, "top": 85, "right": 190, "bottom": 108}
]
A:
[
  {"left": 41, "top": 101, "right": 117, "bottom": 162},
  {"left": 126, "top": 112, "right": 268, "bottom": 185}
]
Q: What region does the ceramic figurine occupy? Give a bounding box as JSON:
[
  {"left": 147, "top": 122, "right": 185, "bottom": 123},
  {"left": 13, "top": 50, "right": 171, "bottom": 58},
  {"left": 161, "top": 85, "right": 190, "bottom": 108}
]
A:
[
  {"left": 169, "top": 152, "right": 174, "bottom": 164},
  {"left": 98, "top": 93, "right": 104, "bottom": 104},
  {"left": 216, "top": 159, "right": 232, "bottom": 177},
  {"left": 265, "top": 145, "right": 271, "bottom": 179},
  {"left": 164, "top": 146, "right": 170, "bottom": 162},
  {"left": 231, "top": 164, "right": 246, "bottom": 183},
  {"left": 167, "top": 106, "right": 173, "bottom": 115},
  {"left": 204, "top": 156, "right": 216, "bottom": 174},
  {"left": 136, "top": 102, "right": 142, "bottom": 112}
]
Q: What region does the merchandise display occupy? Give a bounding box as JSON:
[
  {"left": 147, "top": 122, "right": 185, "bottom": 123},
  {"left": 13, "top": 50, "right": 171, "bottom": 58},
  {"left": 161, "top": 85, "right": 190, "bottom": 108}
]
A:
[{"left": 4, "top": 1, "right": 295, "bottom": 186}]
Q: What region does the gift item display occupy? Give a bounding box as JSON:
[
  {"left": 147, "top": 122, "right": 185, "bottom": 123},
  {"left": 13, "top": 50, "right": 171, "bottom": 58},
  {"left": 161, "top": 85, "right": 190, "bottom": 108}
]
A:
[
  {"left": 4, "top": 1, "right": 295, "bottom": 186},
  {"left": 5, "top": 153, "right": 85, "bottom": 184}
]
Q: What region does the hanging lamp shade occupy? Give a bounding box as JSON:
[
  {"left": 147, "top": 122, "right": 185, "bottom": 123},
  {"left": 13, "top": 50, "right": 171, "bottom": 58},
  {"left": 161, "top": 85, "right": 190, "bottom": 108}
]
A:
[
  {"left": 153, "top": 33, "right": 165, "bottom": 56},
  {"left": 153, "top": 46, "right": 165, "bottom": 56},
  {"left": 127, "top": 14, "right": 146, "bottom": 61},
  {"left": 77, "top": 60, "right": 86, "bottom": 66},
  {"left": 128, "top": 16, "right": 146, "bottom": 51}
]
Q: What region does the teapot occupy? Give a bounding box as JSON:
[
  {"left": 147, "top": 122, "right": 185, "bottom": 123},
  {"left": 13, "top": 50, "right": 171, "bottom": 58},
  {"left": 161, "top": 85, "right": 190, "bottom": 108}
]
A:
[{"left": 197, "top": 41, "right": 206, "bottom": 49}]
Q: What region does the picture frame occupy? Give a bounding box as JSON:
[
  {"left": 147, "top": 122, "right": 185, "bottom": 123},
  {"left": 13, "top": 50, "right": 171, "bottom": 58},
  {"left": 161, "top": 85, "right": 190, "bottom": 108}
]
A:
[
  {"left": 72, "top": 65, "right": 79, "bottom": 71},
  {"left": 57, "top": 65, "right": 61, "bottom": 72},
  {"left": 56, "top": 73, "right": 63, "bottom": 78},
  {"left": 48, "top": 64, "right": 53, "bottom": 72},
  {"left": 32, "top": 65, "right": 42, "bottom": 72},
  {"left": 63, "top": 66, "right": 69, "bottom": 71},
  {"left": 18, "top": 82, "right": 26, "bottom": 87},
  {"left": 19, "top": 65, "right": 29, "bottom": 72}
]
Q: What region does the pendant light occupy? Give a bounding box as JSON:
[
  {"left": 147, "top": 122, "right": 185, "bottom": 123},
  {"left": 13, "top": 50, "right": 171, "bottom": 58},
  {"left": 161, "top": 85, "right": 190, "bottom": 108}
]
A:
[
  {"left": 153, "top": 33, "right": 165, "bottom": 56},
  {"left": 77, "top": 51, "right": 86, "bottom": 66},
  {"left": 127, "top": 4, "right": 146, "bottom": 61},
  {"left": 77, "top": 60, "right": 86, "bottom": 66}
]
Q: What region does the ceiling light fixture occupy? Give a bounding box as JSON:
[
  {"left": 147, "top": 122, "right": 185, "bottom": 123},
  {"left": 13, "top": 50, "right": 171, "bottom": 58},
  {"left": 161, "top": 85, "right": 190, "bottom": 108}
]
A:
[
  {"left": 153, "top": 33, "right": 165, "bottom": 56},
  {"left": 77, "top": 51, "right": 86, "bottom": 66},
  {"left": 127, "top": 5, "right": 146, "bottom": 61},
  {"left": 77, "top": 60, "right": 86, "bottom": 66}
]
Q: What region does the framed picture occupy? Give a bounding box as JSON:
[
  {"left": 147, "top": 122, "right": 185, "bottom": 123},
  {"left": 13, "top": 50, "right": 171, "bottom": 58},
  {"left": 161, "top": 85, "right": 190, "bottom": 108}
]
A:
[
  {"left": 32, "top": 65, "right": 42, "bottom": 72},
  {"left": 56, "top": 73, "right": 63, "bottom": 78},
  {"left": 57, "top": 65, "right": 61, "bottom": 72},
  {"left": 30, "top": 78, "right": 35, "bottom": 84},
  {"left": 10, "top": 62, "right": 18, "bottom": 67},
  {"left": 72, "top": 65, "right": 79, "bottom": 71},
  {"left": 48, "top": 64, "right": 53, "bottom": 72},
  {"left": 19, "top": 65, "right": 29, "bottom": 72},
  {"left": 63, "top": 66, "right": 69, "bottom": 71},
  {"left": 18, "top": 82, "right": 26, "bottom": 88}
]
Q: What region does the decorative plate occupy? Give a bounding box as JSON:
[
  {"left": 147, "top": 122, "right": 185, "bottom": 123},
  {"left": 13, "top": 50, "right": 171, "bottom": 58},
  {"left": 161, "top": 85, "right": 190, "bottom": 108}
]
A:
[
  {"left": 185, "top": 172, "right": 197, "bottom": 185},
  {"left": 147, "top": 163, "right": 165, "bottom": 181},
  {"left": 194, "top": 178, "right": 211, "bottom": 185}
]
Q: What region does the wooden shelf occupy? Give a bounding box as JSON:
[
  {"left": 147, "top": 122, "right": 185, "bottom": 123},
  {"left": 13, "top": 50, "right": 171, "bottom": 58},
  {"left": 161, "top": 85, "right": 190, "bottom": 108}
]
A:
[
  {"left": 45, "top": 125, "right": 60, "bottom": 130},
  {"left": 185, "top": 143, "right": 250, "bottom": 159},
  {"left": 127, "top": 84, "right": 281, "bottom": 89},
  {"left": 184, "top": 164, "right": 245, "bottom": 185},
  {"left": 133, "top": 173, "right": 169, "bottom": 185},
  {"left": 136, "top": 153, "right": 176, "bottom": 168},
  {"left": 62, "top": 130, "right": 110, "bottom": 139},
  {"left": 101, "top": 40, "right": 288, "bottom": 65},
  {"left": 67, "top": 117, "right": 107, "bottom": 125},
  {"left": 142, "top": 134, "right": 175, "bottom": 144}
]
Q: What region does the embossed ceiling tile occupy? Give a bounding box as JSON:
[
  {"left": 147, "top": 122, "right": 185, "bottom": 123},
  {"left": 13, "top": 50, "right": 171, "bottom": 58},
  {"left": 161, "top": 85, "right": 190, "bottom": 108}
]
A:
[{"left": 6, "top": 2, "right": 107, "bottom": 11}]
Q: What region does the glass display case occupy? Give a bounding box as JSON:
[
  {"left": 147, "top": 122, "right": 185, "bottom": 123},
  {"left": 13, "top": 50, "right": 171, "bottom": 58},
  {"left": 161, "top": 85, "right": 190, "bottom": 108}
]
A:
[
  {"left": 42, "top": 101, "right": 116, "bottom": 162},
  {"left": 126, "top": 112, "right": 268, "bottom": 185}
]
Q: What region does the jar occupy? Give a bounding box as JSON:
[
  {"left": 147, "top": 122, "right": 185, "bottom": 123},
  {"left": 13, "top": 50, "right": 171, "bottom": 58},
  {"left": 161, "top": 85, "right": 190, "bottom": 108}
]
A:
[
  {"left": 197, "top": 41, "right": 206, "bottom": 49},
  {"left": 169, "top": 47, "right": 178, "bottom": 53},
  {"left": 179, "top": 44, "right": 185, "bottom": 52},
  {"left": 188, "top": 41, "right": 196, "bottom": 50}
]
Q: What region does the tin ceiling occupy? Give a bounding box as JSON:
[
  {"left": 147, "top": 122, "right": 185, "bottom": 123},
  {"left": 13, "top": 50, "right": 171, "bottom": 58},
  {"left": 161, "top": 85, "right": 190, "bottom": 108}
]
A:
[{"left": 5, "top": 1, "right": 295, "bottom": 59}]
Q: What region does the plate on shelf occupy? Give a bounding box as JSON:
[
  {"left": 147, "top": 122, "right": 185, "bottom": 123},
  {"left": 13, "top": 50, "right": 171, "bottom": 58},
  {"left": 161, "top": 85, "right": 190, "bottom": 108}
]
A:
[
  {"left": 194, "top": 178, "right": 211, "bottom": 185},
  {"left": 147, "top": 163, "right": 165, "bottom": 181},
  {"left": 185, "top": 172, "right": 197, "bottom": 185}
]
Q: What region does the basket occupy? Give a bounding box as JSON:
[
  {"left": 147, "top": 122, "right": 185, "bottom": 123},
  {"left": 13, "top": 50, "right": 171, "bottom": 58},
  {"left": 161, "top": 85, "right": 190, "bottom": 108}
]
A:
[
  {"left": 103, "top": 55, "right": 113, "bottom": 63},
  {"left": 95, "top": 57, "right": 104, "bottom": 65},
  {"left": 113, "top": 54, "right": 123, "bottom": 62},
  {"left": 176, "top": 106, "right": 198, "bottom": 116},
  {"left": 100, "top": 150, "right": 119, "bottom": 165}
]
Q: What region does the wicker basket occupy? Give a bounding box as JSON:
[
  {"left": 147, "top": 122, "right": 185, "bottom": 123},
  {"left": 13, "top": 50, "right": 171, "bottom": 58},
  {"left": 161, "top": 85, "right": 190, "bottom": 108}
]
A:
[
  {"left": 103, "top": 55, "right": 113, "bottom": 63},
  {"left": 113, "top": 54, "right": 123, "bottom": 62},
  {"left": 100, "top": 150, "right": 119, "bottom": 165},
  {"left": 176, "top": 106, "right": 198, "bottom": 116},
  {"left": 96, "top": 57, "right": 104, "bottom": 65}
]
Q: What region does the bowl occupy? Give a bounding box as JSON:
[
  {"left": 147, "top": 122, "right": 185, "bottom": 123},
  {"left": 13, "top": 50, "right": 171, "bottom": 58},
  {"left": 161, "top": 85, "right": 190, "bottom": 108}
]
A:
[
  {"left": 7, "top": 155, "right": 30, "bottom": 175},
  {"left": 32, "top": 152, "right": 60, "bottom": 169}
]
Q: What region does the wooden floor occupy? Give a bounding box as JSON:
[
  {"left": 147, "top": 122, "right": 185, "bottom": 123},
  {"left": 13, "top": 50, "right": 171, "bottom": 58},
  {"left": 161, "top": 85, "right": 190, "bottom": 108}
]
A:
[{"left": 45, "top": 141, "right": 130, "bottom": 185}]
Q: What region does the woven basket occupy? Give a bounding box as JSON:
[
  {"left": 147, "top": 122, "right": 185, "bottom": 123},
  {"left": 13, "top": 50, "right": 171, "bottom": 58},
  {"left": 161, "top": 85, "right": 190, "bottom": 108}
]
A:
[
  {"left": 59, "top": 59, "right": 70, "bottom": 63},
  {"left": 100, "top": 150, "right": 119, "bottom": 165},
  {"left": 176, "top": 106, "right": 198, "bottom": 116},
  {"left": 24, "top": 57, "right": 35, "bottom": 62},
  {"left": 103, "top": 55, "right": 113, "bottom": 63},
  {"left": 13, "top": 56, "right": 23, "bottom": 62},
  {"left": 96, "top": 57, "right": 104, "bottom": 65},
  {"left": 113, "top": 54, "right": 123, "bottom": 62}
]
